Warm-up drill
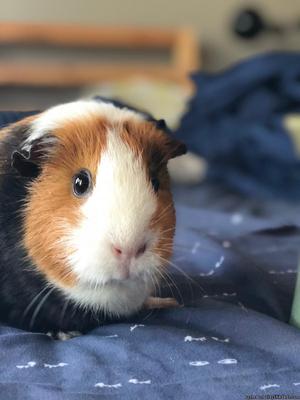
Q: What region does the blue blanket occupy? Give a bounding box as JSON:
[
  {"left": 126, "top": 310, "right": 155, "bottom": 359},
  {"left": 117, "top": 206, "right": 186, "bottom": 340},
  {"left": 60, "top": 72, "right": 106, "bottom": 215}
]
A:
[
  {"left": 1, "top": 109, "right": 300, "bottom": 399},
  {"left": 176, "top": 52, "right": 300, "bottom": 200},
  {"left": 1, "top": 187, "right": 300, "bottom": 400}
]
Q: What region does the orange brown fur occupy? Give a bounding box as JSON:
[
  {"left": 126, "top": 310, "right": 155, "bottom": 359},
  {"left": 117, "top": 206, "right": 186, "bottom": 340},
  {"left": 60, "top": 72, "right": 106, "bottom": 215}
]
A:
[{"left": 23, "top": 116, "right": 108, "bottom": 287}]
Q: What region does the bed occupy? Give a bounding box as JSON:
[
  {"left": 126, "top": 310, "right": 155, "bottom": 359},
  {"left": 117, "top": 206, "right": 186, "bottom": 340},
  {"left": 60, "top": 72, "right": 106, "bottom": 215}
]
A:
[{"left": 1, "top": 176, "right": 300, "bottom": 399}]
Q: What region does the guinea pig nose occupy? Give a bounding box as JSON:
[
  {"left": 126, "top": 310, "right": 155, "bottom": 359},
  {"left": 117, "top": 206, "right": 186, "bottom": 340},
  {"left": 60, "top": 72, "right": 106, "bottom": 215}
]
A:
[
  {"left": 112, "top": 245, "right": 123, "bottom": 257},
  {"left": 111, "top": 242, "right": 147, "bottom": 259}
]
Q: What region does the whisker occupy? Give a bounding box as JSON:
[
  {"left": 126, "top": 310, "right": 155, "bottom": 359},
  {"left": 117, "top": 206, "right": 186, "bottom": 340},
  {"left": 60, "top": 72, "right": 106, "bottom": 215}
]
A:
[
  {"left": 152, "top": 270, "right": 162, "bottom": 298},
  {"left": 152, "top": 266, "right": 173, "bottom": 298},
  {"left": 158, "top": 227, "right": 176, "bottom": 236},
  {"left": 22, "top": 284, "right": 52, "bottom": 322},
  {"left": 162, "top": 268, "right": 185, "bottom": 305},
  {"left": 142, "top": 308, "right": 155, "bottom": 321},
  {"left": 152, "top": 203, "right": 173, "bottom": 225},
  {"left": 157, "top": 254, "right": 204, "bottom": 294},
  {"left": 59, "top": 297, "right": 71, "bottom": 328},
  {"left": 161, "top": 262, "right": 197, "bottom": 306},
  {"left": 148, "top": 272, "right": 158, "bottom": 298},
  {"left": 29, "top": 286, "right": 56, "bottom": 330},
  {"left": 155, "top": 265, "right": 184, "bottom": 305}
]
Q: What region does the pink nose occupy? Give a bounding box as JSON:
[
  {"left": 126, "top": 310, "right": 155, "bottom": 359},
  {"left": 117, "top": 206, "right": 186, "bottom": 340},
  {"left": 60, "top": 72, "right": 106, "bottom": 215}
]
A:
[{"left": 112, "top": 242, "right": 147, "bottom": 259}]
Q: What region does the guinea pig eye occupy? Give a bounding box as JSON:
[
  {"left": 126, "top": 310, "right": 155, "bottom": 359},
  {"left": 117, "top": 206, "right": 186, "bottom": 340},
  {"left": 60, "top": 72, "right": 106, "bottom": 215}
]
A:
[
  {"left": 72, "top": 169, "right": 92, "bottom": 197},
  {"left": 151, "top": 177, "right": 160, "bottom": 193}
]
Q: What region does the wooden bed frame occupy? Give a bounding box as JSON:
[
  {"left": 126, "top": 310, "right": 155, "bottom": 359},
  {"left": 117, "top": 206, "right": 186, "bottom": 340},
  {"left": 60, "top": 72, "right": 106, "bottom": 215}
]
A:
[{"left": 0, "top": 22, "right": 200, "bottom": 88}]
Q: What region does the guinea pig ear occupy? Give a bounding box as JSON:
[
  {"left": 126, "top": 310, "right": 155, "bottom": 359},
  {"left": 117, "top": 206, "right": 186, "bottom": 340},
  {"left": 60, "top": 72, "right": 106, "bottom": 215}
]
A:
[
  {"left": 11, "top": 135, "right": 57, "bottom": 178},
  {"left": 155, "top": 119, "right": 168, "bottom": 130},
  {"left": 165, "top": 137, "right": 187, "bottom": 160},
  {"left": 153, "top": 118, "right": 187, "bottom": 160}
]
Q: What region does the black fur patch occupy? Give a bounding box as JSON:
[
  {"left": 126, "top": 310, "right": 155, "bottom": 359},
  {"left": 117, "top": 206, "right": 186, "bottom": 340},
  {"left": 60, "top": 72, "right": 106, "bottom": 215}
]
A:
[
  {"left": 0, "top": 120, "right": 107, "bottom": 332},
  {"left": 93, "top": 96, "right": 172, "bottom": 134}
]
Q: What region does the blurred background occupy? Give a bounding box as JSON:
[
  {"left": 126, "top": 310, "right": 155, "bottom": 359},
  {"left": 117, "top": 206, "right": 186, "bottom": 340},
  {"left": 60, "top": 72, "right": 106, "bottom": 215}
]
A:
[
  {"left": 1, "top": 0, "right": 300, "bottom": 197},
  {"left": 2, "top": 0, "right": 300, "bottom": 71},
  {"left": 1, "top": 0, "right": 300, "bottom": 109}
]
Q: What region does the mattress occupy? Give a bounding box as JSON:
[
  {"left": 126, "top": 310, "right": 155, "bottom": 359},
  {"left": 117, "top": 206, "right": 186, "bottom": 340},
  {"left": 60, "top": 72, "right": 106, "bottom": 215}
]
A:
[{"left": 1, "top": 184, "right": 300, "bottom": 399}]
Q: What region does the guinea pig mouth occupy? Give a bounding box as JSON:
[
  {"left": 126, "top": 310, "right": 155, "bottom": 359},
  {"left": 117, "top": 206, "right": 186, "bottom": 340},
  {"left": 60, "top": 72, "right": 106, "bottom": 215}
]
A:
[{"left": 82, "top": 269, "right": 152, "bottom": 289}]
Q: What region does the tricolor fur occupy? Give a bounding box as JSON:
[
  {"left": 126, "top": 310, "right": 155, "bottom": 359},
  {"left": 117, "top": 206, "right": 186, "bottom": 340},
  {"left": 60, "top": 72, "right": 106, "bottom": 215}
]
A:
[{"left": 0, "top": 99, "right": 186, "bottom": 332}]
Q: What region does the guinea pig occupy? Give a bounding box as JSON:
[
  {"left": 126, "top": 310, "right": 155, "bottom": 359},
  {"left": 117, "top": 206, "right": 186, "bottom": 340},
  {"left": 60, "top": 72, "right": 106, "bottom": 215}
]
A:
[{"left": 0, "top": 99, "right": 186, "bottom": 333}]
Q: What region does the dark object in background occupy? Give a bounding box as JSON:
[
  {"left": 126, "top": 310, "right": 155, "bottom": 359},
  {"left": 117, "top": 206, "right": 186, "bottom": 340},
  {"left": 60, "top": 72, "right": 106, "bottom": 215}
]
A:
[
  {"left": 175, "top": 52, "right": 300, "bottom": 200},
  {"left": 233, "top": 8, "right": 282, "bottom": 39}
]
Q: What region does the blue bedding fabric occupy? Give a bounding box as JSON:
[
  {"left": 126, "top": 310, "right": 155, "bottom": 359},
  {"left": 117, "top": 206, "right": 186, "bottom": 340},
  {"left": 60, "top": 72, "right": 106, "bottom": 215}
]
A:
[
  {"left": 1, "top": 105, "right": 300, "bottom": 399},
  {"left": 1, "top": 188, "right": 300, "bottom": 400},
  {"left": 176, "top": 52, "right": 300, "bottom": 200}
]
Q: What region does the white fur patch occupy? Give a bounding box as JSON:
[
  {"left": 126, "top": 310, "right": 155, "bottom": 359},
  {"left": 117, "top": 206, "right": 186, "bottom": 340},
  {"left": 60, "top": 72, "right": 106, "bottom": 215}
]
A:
[
  {"left": 62, "top": 128, "right": 161, "bottom": 316},
  {"left": 25, "top": 99, "right": 143, "bottom": 145}
]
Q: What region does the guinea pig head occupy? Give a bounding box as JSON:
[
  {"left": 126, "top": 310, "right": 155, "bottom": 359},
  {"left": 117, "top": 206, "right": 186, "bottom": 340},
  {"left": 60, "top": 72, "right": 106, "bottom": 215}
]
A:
[{"left": 13, "top": 101, "right": 186, "bottom": 316}]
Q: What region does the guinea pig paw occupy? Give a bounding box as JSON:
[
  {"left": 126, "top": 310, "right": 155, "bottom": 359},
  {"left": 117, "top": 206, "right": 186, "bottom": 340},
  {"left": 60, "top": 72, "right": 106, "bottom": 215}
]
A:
[
  {"left": 46, "top": 331, "right": 82, "bottom": 341},
  {"left": 144, "top": 296, "right": 182, "bottom": 309}
]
